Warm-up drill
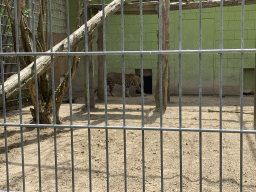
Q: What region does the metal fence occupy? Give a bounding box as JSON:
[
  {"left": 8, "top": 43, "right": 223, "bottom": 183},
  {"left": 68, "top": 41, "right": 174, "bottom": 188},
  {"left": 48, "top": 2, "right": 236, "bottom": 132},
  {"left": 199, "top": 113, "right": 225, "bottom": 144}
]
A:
[{"left": 1, "top": 0, "right": 256, "bottom": 191}]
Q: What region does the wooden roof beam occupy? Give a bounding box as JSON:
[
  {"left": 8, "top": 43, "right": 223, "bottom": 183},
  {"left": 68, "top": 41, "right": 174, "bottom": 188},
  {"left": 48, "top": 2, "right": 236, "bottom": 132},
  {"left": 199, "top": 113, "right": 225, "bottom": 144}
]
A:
[{"left": 89, "top": 0, "right": 256, "bottom": 15}]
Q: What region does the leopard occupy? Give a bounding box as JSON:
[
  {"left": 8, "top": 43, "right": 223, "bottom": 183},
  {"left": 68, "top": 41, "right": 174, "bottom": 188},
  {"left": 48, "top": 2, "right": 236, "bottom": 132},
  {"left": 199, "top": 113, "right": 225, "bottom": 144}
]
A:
[{"left": 107, "top": 72, "right": 141, "bottom": 97}]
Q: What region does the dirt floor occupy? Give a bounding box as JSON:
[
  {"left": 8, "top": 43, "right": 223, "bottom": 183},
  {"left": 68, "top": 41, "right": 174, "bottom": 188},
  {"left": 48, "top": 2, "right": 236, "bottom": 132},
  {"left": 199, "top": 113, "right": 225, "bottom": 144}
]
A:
[{"left": 0, "top": 94, "right": 256, "bottom": 192}]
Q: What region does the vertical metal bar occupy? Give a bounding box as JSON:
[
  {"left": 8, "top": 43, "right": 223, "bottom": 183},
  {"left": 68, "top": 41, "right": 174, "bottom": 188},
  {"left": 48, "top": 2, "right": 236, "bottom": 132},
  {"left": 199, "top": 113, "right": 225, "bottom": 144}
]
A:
[
  {"left": 199, "top": 0, "right": 203, "bottom": 191},
  {"left": 48, "top": 0, "right": 56, "bottom": 121},
  {"left": 103, "top": 0, "right": 107, "bottom": 127},
  {"left": 219, "top": 0, "right": 224, "bottom": 191},
  {"left": 14, "top": 0, "right": 21, "bottom": 115},
  {"left": 4, "top": 126, "right": 9, "bottom": 191},
  {"left": 102, "top": 0, "right": 109, "bottom": 191},
  {"left": 255, "top": 40, "right": 256, "bottom": 130},
  {"left": 159, "top": 0, "right": 163, "bottom": 128},
  {"left": 19, "top": 23, "right": 26, "bottom": 192},
  {"left": 121, "top": 0, "right": 125, "bottom": 123},
  {"left": 31, "top": 1, "right": 42, "bottom": 191},
  {"left": 66, "top": 0, "right": 73, "bottom": 124},
  {"left": 48, "top": 0, "right": 58, "bottom": 191},
  {"left": 27, "top": 0, "right": 32, "bottom": 29},
  {"left": 120, "top": 0, "right": 127, "bottom": 191},
  {"left": 0, "top": 14, "right": 9, "bottom": 192},
  {"left": 240, "top": 54, "right": 244, "bottom": 189},
  {"left": 240, "top": 0, "right": 245, "bottom": 191},
  {"left": 178, "top": 0, "right": 183, "bottom": 190},
  {"left": 122, "top": 60, "right": 127, "bottom": 192},
  {"left": 14, "top": 1, "right": 25, "bottom": 191},
  {"left": 140, "top": 0, "right": 144, "bottom": 128},
  {"left": 255, "top": 34, "right": 256, "bottom": 130},
  {"left": 84, "top": 1, "right": 92, "bottom": 191},
  {"left": 139, "top": 0, "right": 145, "bottom": 191},
  {"left": 86, "top": 2, "right": 91, "bottom": 127},
  {"left": 87, "top": 117, "right": 92, "bottom": 192},
  {"left": 158, "top": 0, "right": 164, "bottom": 191},
  {"left": 31, "top": 1, "right": 39, "bottom": 125},
  {"left": 86, "top": 3, "right": 91, "bottom": 124},
  {"left": 65, "top": 1, "right": 75, "bottom": 191}
]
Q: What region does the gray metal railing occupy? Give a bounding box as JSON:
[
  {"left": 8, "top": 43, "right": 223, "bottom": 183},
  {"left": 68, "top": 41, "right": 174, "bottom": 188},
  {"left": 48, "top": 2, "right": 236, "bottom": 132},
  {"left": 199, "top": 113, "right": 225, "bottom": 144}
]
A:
[{"left": 1, "top": 0, "right": 256, "bottom": 191}]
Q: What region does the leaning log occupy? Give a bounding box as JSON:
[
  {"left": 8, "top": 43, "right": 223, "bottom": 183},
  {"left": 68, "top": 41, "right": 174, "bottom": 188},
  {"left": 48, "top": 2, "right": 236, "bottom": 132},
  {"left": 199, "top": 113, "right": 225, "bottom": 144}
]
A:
[{"left": 0, "top": 0, "right": 128, "bottom": 104}]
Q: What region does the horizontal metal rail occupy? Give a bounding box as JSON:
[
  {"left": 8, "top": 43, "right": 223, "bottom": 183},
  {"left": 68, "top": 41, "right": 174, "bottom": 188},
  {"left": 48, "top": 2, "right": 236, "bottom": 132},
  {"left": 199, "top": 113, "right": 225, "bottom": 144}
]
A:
[
  {"left": 0, "top": 48, "right": 256, "bottom": 57},
  {"left": 1, "top": 123, "right": 256, "bottom": 133}
]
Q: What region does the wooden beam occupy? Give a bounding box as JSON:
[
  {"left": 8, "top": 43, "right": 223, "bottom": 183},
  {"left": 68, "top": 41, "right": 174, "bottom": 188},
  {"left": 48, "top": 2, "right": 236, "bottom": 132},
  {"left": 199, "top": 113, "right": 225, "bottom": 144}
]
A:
[{"left": 90, "top": 0, "right": 256, "bottom": 15}]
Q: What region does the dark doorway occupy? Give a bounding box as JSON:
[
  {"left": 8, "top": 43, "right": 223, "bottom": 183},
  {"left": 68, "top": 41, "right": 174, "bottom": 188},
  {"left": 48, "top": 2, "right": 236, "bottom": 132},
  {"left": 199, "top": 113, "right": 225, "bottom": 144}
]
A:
[{"left": 135, "top": 69, "right": 152, "bottom": 94}]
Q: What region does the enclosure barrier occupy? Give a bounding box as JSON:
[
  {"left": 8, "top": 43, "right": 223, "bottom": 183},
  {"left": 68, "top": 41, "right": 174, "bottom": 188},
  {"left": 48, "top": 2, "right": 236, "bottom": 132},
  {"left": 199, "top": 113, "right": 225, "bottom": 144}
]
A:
[{"left": 1, "top": 0, "right": 256, "bottom": 191}]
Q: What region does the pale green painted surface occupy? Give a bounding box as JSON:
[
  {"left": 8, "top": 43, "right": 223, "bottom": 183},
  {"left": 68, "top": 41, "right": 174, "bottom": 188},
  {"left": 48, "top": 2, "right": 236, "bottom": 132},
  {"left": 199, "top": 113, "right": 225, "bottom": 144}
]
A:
[
  {"left": 173, "top": 19, "right": 215, "bottom": 95},
  {"left": 72, "top": 3, "right": 256, "bottom": 95},
  {"left": 244, "top": 68, "right": 254, "bottom": 93}
]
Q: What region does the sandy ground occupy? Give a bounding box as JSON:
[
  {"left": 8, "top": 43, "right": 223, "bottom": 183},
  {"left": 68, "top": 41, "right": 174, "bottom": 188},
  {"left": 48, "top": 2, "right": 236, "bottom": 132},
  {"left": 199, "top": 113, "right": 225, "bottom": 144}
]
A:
[{"left": 0, "top": 94, "right": 256, "bottom": 192}]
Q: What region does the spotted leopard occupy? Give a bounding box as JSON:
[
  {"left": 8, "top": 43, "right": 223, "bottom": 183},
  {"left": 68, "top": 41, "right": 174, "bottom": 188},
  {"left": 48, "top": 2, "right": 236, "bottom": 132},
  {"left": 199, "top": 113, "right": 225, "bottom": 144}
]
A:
[{"left": 107, "top": 72, "right": 141, "bottom": 97}]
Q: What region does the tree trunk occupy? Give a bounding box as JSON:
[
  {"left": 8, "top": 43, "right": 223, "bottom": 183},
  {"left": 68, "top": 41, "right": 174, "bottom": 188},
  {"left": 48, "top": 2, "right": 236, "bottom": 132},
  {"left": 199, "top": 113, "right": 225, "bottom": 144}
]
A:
[
  {"left": 55, "top": 55, "right": 80, "bottom": 124},
  {"left": 3, "top": 0, "right": 52, "bottom": 124},
  {"left": 154, "top": 0, "right": 170, "bottom": 112},
  {"left": 0, "top": 0, "right": 127, "bottom": 106},
  {"left": 54, "top": 0, "right": 83, "bottom": 123}
]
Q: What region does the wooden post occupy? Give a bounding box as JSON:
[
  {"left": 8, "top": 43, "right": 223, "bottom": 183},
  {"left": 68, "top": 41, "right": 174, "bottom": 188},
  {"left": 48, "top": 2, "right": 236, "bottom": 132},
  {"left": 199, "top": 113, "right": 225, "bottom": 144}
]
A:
[
  {"left": 97, "top": 0, "right": 104, "bottom": 100},
  {"left": 155, "top": 0, "right": 170, "bottom": 111}
]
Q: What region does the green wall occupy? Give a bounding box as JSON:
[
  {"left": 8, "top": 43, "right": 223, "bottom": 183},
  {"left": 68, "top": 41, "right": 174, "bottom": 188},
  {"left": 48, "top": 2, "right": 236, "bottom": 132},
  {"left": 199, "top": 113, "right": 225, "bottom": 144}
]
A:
[{"left": 73, "top": 3, "right": 256, "bottom": 95}]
